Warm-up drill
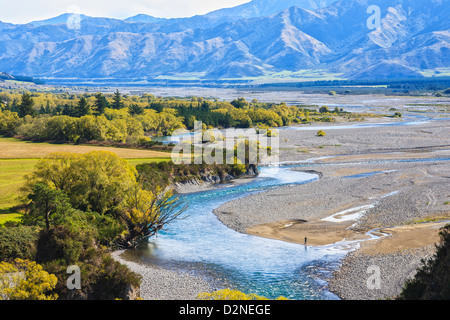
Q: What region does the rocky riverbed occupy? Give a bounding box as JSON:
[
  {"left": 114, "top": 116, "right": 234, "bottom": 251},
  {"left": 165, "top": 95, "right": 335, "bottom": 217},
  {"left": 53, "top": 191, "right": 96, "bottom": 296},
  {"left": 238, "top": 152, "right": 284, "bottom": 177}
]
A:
[
  {"left": 111, "top": 250, "right": 216, "bottom": 300},
  {"left": 213, "top": 116, "right": 450, "bottom": 300},
  {"left": 112, "top": 105, "right": 450, "bottom": 300}
]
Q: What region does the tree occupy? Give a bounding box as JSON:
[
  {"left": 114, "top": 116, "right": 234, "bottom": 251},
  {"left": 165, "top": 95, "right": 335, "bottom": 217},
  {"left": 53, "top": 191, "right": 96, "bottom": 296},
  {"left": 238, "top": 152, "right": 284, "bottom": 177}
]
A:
[
  {"left": 319, "top": 106, "right": 330, "bottom": 113},
  {"left": 24, "top": 183, "right": 72, "bottom": 230},
  {"left": 0, "top": 109, "right": 20, "bottom": 136},
  {"left": 18, "top": 93, "right": 35, "bottom": 118},
  {"left": 120, "top": 184, "right": 187, "bottom": 248},
  {"left": 94, "top": 93, "right": 109, "bottom": 115},
  {"left": 24, "top": 151, "right": 138, "bottom": 215},
  {"left": 76, "top": 97, "right": 91, "bottom": 117},
  {"left": 0, "top": 259, "right": 58, "bottom": 300},
  {"left": 231, "top": 97, "right": 249, "bottom": 109},
  {"left": 397, "top": 224, "right": 450, "bottom": 300},
  {"left": 111, "top": 89, "right": 124, "bottom": 110},
  {"left": 128, "top": 103, "right": 144, "bottom": 115}
]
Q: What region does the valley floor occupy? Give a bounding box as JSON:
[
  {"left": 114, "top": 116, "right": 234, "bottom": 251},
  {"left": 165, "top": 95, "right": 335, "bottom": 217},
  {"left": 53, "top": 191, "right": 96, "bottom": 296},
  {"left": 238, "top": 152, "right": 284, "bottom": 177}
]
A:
[
  {"left": 110, "top": 98, "right": 450, "bottom": 300},
  {"left": 214, "top": 115, "right": 450, "bottom": 300}
]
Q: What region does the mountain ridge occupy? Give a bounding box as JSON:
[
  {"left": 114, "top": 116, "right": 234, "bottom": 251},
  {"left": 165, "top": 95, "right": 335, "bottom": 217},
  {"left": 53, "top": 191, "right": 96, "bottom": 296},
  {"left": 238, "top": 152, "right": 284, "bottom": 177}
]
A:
[{"left": 0, "top": 0, "right": 448, "bottom": 81}]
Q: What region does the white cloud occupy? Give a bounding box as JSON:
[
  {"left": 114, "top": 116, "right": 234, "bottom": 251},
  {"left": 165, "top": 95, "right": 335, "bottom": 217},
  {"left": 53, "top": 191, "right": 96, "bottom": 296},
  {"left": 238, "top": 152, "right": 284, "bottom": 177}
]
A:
[{"left": 0, "top": 0, "right": 250, "bottom": 24}]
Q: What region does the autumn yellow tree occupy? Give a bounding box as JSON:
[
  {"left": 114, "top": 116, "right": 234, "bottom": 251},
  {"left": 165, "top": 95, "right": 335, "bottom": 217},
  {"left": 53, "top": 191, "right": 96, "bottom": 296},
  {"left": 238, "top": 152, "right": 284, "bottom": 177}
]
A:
[
  {"left": 120, "top": 183, "right": 187, "bottom": 248},
  {"left": 0, "top": 259, "right": 58, "bottom": 300},
  {"left": 197, "top": 289, "right": 288, "bottom": 300},
  {"left": 23, "top": 151, "right": 138, "bottom": 215}
]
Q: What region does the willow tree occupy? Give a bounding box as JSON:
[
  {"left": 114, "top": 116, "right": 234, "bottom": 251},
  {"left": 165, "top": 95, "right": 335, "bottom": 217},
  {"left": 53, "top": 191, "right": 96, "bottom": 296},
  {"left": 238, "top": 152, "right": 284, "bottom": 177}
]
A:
[
  {"left": 22, "top": 151, "right": 186, "bottom": 248},
  {"left": 22, "top": 151, "right": 138, "bottom": 215},
  {"left": 120, "top": 184, "right": 187, "bottom": 248}
]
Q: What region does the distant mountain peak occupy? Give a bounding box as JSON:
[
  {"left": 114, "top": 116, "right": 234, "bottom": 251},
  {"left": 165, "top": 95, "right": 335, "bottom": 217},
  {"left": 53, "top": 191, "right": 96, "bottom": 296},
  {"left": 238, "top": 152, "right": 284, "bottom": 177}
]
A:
[
  {"left": 124, "top": 14, "right": 168, "bottom": 23},
  {"left": 205, "top": 0, "right": 337, "bottom": 19},
  {"left": 0, "top": 0, "right": 447, "bottom": 81}
]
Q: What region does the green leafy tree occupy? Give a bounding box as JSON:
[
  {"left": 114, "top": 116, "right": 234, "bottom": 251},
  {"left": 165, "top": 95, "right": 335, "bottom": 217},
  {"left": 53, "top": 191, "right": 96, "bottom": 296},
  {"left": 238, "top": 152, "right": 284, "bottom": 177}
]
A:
[
  {"left": 230, "top": 97, "right": 249, "bottom": 109},
  {"left": 24, "top": 183, "right": 72, "bottom": 230},
  {"left": 111, "top": 89, "right": 124, "bottom": 110},
  {"left": 128, "top": 103, "right": 144, "bottom": 115},
  {"left": 24, "top": 151, "right": 138, "bottom": 215},
  {"left": 319, "top": 106, "right": 330, "bottom": 113},
  {"left": 18, "top": 93, "right": 35, "bottom": 118},
  {"left": 94, "top": 93, "right": 109, "bottom": 115},
  {"left": 397, "top": 224, "right": 450, "bottom": 300},
  {"left": 76, "top": 97, "right": 91, "bottom": 117}
]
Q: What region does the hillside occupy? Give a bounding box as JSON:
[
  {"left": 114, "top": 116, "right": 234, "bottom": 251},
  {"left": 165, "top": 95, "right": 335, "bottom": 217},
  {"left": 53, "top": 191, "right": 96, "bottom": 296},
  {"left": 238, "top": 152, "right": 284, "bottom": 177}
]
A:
[{"left": 0, "top": 0, "right": 448, "bottom": 81}]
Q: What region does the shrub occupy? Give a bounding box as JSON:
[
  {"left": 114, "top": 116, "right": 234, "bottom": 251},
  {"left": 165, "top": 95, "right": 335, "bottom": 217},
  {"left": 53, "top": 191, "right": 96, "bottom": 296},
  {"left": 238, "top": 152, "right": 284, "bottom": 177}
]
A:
[
  {"left": 317, "top": 130, "right": 326, "bottom": 137},
  {"left": 36, "top": 226, "right": 141, "bottom": 300},
  {"left": 0, "top": 110, "right": 21, "bottom": 136},
  {"left": 197, "top": 289, "right": 288, "bottom": 300},
  {"left": 397, "top": 224, "right": 450, "bottom": 300},
  {"left": 0, "top": 258, "right": 58, "bottom": 300},
  {"left": 36, "top": 226, "right": 95, "bottom": 265},
  {"left": 0, "top": 226, "right": 39, "bottom": 262},
  {"left": 319, "top": 106, "right": 330, "bottom": 113}
]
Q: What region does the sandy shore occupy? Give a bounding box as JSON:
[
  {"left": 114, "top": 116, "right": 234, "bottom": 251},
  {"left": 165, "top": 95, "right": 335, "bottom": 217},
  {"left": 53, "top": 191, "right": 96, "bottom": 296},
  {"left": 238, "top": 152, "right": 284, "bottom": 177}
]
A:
[{"left": 214, "top": 116, "right": 450, "bottom": 299}]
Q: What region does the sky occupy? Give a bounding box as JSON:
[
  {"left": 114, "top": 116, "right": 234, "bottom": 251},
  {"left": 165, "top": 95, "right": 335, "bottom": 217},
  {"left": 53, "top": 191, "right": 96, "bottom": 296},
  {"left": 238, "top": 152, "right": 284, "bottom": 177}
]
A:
[{"left": 0, "top": 0, "right": 250, "bottom": 24}]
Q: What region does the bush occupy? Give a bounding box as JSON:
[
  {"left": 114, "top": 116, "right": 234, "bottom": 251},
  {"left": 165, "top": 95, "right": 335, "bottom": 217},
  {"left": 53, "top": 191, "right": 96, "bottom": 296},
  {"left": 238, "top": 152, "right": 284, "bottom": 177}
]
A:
[
  {"left": 36, "top": 226, "right": 141, "bottom": 300},
  {"left": 197, "top": 289, "right": 288, "bottom": 300},
  {"left": 319, "top": 106, "right": 330, "bottom": 113},
  {"left": 0, "top": 110, "right": 21, "bottom": 136},
  {"left": 36, "top": 226, "right": 95, "bottom": 265},
  {"left": 0, "top": 259, "right": 58, "bottom": 300},
  {"left": 0, "top": 226, "right": 39, "bottom": 262},
  {"left": 317, "top": 130, "right": 326, "bottom": 137},
  {"left": 397, "top": 224, "right": 450, "bottom": 300}
]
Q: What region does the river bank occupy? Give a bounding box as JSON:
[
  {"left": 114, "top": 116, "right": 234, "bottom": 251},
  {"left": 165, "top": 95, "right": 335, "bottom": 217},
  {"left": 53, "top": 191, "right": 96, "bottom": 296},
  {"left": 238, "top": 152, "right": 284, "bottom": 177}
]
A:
[
  {"left": 111, "top": 110, "right": 450, "bottom": 300},
  {"left": 111, "top": 250, "right": 216, "bottom": 300},
  {"left": 214, "top": 116, "right": 450, "bottom": 299}
]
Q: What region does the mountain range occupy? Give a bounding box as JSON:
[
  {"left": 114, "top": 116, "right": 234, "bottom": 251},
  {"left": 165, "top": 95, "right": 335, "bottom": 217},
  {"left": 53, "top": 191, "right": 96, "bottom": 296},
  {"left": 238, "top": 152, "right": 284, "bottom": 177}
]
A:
[{"left": 0, "top": 0, "right": 448, "bottom": 82}]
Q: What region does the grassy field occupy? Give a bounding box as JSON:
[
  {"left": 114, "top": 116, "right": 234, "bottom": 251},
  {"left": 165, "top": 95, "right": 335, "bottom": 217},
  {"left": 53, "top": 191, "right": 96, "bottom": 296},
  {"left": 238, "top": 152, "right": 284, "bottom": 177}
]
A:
[
  {"left": 0, "top": 137, "right": 172, "bottom": 159},
  {"left": 0, "top": 137, "right": 173, "bottom": 224}
]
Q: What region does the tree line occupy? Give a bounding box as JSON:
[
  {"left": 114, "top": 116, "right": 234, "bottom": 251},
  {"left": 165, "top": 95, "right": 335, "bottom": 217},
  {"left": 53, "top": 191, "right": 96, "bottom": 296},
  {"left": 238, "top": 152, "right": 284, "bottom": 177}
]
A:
[{"left": 0, "top": 90, "right": 347, "bottom": 147}]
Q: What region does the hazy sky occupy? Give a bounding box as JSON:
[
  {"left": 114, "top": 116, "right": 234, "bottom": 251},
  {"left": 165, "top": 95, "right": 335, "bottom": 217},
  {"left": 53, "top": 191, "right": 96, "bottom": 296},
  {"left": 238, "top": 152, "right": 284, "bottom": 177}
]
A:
[{"left": 0, "top": 0, "right": 250, "bottom": 24}]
